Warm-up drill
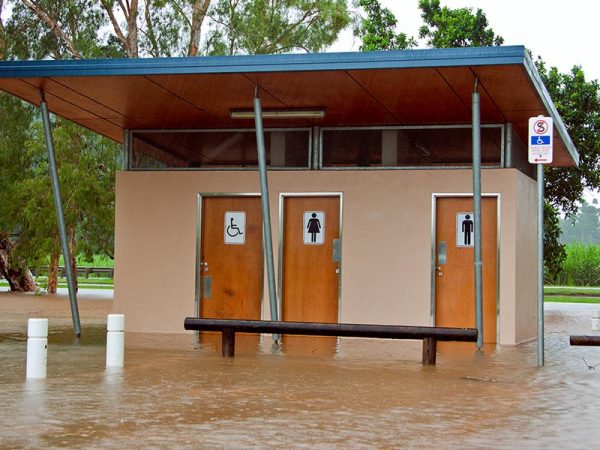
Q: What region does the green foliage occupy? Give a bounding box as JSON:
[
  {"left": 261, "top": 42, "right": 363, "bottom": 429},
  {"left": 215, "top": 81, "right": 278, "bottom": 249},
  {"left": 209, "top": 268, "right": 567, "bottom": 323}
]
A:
[
  {"left": 5, "top": 1, "right": 113, "bottom": 59},
  {"left": 353, "top": 0, "right": 415, "bottom": 51},
  {"left": 560, "top": 200, "right": 600, "bottom": 244},
  {"left": 0, "top": 0, "right": 352, "bottom": 292},
  {"left": 535, "top": 62, "right": 600, "bottom": 272},
  {"left": 552, "top": 243, "right": 600, "bottom": 286},
  {"left": 537, "top": 62, "right": 600, "bottom": 216},
  {"left": 544, "top": 202, "right": 566, "bottom": 281},
  {"left": 354, "top": 0, "right": 503, "bottom": 54},
  {"left": 140, "top": 1, "right": 190, "bottom": 57},
  {"left": 76, "top": 254, "right": 114, "bottom": 268},
  {"left": 417, "top": 0, "right": 504, "bottom": 48},
  {"left": 0, "top": 115, "right": 119, "bottom": 269},
  {"left": 205, "top": 0, "right": 350, "bottom": 55}
]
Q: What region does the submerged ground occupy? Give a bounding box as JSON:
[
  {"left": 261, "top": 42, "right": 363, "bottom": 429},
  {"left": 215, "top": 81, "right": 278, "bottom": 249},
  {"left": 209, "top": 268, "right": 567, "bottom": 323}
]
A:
[{"left": 0, "top": 289, "right": 599, "bottom": 449}]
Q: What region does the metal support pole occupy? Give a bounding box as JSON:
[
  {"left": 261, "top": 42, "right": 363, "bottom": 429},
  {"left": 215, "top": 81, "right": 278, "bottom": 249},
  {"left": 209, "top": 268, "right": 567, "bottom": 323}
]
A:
[
  {"left": 122, "top": 129, "right": 130, "bottom": 170},
  {"left": 39, "top": 91, "right": 81, "bottom": 337},
  {"left": 472, "top": 83, "right": 483, "bottom": 350},
  {"left": 253, "top": 88, "right": 279, "bottom": 334},
  {"left": 505, "top": 123, "right": 513, "bottom": 168},
  {"left": 537, "top": 163, "right": 545, "bottom": 366}
]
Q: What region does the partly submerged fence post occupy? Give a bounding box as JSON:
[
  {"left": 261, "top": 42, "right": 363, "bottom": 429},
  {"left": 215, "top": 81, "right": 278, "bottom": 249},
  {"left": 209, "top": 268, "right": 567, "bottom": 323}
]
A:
[
  {"left": 26, "top": 318, "right": 48, "bottom": 379},
  {"left": 106, "top": 314, "right": 125, "bottom": 367}
]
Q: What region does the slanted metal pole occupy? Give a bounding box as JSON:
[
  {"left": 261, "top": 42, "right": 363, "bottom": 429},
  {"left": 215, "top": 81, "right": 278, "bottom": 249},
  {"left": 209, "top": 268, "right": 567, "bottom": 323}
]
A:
[
  {"left": 472, "top": 81, "right": 483, "bottom": 350},
  {"left": 40, "top": 91, "right": 81, "bottom": 337},
  {"left": 537, "top": 163, "right": 545, "bottom": 366},
  {"left": 253, "top": 87, "right": 279, "bottom": 334}
]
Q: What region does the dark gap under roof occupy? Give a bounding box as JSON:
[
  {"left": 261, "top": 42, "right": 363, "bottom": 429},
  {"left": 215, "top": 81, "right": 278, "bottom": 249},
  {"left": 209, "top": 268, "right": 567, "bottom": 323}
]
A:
[{"left": 0, "top": 46, "right": 578, "bottom": 167}]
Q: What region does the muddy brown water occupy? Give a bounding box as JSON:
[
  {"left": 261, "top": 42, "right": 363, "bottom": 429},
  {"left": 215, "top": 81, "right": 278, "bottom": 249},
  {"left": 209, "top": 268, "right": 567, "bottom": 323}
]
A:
[{"left": 1, "top": 290, "right": 599, "bottom": 449}]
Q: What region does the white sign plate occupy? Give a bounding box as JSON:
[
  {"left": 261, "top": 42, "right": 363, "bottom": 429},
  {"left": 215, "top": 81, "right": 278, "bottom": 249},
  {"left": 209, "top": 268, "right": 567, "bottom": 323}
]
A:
[
  {"left": 303, "top": 211, "right": 325, "bottom": 245},
  {"left": 456, "top": 212, "right": 475, "bottom": 248},
  {"left": 528, "top": 116, "right": 553, "bottom": 164},
  {"left": 224, "top": 211, "right": 245, "bottom": 244}
]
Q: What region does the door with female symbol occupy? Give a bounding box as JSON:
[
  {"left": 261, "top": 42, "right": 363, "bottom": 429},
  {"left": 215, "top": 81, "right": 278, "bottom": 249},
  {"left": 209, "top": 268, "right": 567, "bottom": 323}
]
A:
[
  {"left": 281, "top": 195, "right": 341, "bottom": 324},
  {"left": 199, "top": 196, "right": 262, "bottom": 322}
]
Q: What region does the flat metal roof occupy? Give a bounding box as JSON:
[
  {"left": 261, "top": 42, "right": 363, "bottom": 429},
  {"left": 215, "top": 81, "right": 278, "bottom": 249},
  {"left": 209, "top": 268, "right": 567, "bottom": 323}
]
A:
[{"left": 0, "top": 45, "right": 578, "bottom": 166}]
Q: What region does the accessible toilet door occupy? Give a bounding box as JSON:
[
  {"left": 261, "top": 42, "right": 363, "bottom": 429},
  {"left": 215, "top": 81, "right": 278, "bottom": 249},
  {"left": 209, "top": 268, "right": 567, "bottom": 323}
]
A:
[
  {"left": 199, "top": 196, "right": 262, "bottom": 320},
  {"left": 434, "top": 196, "right": 497, "bottom": 343},
  {"left": 281, "top": 195, "right": 341, "bottom": 323}
]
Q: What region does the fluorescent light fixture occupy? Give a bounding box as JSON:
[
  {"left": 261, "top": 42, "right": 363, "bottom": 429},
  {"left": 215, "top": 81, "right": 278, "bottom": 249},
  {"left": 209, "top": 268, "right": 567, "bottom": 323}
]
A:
[{"left": 230, "top": 109, "right": 326, "bottom": 119}]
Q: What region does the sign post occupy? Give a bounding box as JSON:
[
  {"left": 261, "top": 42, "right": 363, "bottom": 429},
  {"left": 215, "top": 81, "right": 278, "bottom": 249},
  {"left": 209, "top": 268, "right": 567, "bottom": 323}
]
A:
[{"left": 529, "top": 115, "right": 553, "bottom": 367}]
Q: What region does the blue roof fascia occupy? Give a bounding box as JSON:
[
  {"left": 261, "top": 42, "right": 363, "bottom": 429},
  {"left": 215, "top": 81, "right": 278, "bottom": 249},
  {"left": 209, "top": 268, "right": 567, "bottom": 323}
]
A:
[
  {"left": 522, "top": 51, "right": 579, "bottom": 166},
  {"left": 0, "top": 45, "right": 527, "bottom": 79}
]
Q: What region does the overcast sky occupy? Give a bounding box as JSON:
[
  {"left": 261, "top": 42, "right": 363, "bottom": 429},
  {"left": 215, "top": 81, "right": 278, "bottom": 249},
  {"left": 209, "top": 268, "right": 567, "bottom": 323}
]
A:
[{"left": 332, "top": 0, "right": 600, "bottom": 82}]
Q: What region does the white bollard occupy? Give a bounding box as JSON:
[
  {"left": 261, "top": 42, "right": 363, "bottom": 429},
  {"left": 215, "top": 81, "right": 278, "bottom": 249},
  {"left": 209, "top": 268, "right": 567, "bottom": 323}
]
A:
[
  {"left": 26, "top": 318, "right": 48, "bottom": 379},
  {"left": 106, "top": 314, "right": 125, "bottom": 367},
  {"left": 592, "top": 310, "right": 600, "bottom": 331}
]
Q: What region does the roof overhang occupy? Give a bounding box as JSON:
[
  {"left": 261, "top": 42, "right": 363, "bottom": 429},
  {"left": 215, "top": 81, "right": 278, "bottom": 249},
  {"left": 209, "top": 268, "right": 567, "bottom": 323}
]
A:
[{"left": 0, "top": 45, "right": 578, "bottom": 167}]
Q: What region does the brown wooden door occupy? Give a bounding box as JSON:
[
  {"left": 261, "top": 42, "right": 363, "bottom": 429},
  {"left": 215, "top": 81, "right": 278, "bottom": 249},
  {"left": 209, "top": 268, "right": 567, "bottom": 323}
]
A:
[
  {"left": 281, "top": 196, "right": 340, "bottom": 323},
  {"left": 434, "top": 197, "right": 497, "bottom": 344},
  {"left": 200, "top": 196, "right": 262, "bottom": 320}
]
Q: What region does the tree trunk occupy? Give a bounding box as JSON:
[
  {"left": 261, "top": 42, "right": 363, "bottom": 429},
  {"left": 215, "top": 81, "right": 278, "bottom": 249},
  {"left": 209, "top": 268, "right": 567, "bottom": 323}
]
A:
[
  {"left": 0, "top": 0, "right": 6, "bottom": 60},
  {"left": 0, "top": 235, "right": 37, "bottom": 292},
  {"left": 188, "top": 0, "right": 211, "bottom": 56},
  {"left": 47, "top": 249, "right": 59, "bottom": 294}
]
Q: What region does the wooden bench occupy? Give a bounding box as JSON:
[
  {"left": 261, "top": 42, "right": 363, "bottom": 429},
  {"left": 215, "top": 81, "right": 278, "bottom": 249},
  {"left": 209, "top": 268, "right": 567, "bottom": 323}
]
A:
[
  {"left": 570, "top": 335, "right": 600, "bottom": 346},
  {"left": 184, "top": 318, "right": 478, "bottom": 365}
]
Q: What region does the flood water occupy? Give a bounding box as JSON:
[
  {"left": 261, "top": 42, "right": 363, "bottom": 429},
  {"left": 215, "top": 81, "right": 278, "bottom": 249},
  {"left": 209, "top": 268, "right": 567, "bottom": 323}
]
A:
[{"left": 1, "top": 290, "right": 599, "bottom": 449}]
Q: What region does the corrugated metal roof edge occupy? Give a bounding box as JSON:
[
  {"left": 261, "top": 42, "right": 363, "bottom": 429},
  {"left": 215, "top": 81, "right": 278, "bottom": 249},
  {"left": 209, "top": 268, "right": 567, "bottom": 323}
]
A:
[{"left": 0, "top": 45, "right": 526, "bottom": 78}]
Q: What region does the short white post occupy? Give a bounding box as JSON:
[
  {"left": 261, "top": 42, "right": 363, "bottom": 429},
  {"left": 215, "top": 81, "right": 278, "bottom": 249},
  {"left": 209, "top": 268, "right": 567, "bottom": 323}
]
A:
[
  {"left": 26, "top": 318, "right": 48, "bottom": 379},
  {"left": 592, "top": 310, "right": 600, "bottom": 331},
  {"left": 106, "top": 314, "right": 125, "bottom": 367}
]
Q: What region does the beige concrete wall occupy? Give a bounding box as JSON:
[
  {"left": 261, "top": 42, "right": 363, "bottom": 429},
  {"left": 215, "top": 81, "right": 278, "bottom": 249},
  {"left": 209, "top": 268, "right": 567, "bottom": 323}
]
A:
[
  {"left": 514, "top": 172, "right": 539, "bottom": 343},
  {"left": 114, "top": 168, "right": 537, "bottom": 344}
]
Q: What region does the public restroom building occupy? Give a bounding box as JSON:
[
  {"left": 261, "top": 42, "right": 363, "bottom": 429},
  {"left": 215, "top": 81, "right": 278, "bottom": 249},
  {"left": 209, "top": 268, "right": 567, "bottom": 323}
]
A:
[{"left": 0, "top": 46, "right": 578, "bottom": 345}]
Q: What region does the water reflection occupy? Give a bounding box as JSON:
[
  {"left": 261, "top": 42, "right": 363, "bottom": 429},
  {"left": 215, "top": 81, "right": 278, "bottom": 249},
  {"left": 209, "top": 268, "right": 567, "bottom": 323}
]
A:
[{"left": 1, "top": 294, "right": 600, "bottom": 448}]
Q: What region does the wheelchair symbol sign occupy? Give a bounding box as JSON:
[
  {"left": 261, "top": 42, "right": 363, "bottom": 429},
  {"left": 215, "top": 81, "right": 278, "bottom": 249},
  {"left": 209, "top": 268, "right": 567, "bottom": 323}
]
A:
[{"left": 224, "top": 211, "right": 246, "bottom": 244}]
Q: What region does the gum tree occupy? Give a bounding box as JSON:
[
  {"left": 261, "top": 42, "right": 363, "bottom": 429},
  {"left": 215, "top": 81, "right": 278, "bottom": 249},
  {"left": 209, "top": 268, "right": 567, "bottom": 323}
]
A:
[
  {"left": 1, "top": 0, "right": 121, "bottom": 291},
  {"left": 0, "top": 0, "right": 352, "bottom": 291}
]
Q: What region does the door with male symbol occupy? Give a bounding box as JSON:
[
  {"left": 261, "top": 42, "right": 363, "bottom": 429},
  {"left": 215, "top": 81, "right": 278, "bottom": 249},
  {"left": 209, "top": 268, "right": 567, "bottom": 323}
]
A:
[{"left": 434, "top": 196, "right": 497, "bottom": 344}]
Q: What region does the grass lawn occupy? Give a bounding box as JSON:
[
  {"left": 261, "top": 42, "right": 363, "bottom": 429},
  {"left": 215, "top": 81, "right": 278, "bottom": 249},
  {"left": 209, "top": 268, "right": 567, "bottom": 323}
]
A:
[
  {"left": 1, "top": 276, "right": 113, "bottom": 290},
  {"left": 35, "top": 277, "right": 113, "bottom": 285},
  {"left": 544, "top": 295, "right": 600, "bottom": 304},
  {"left": 544, "top": 286, "right": 600, "bottom": 296}
]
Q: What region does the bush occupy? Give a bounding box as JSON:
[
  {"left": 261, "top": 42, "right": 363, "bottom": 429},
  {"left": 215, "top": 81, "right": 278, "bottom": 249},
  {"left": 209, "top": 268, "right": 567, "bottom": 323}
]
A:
[{"left": 552, "top": 243, "right": 600, "bottom": 286}]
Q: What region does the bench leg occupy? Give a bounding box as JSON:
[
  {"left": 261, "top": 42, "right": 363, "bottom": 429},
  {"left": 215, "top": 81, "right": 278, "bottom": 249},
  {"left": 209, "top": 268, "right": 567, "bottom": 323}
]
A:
[
  {"left": 422, "top": 338, "right": 437, "bottom": 365},
  {"left": 222, "top": 328, "right": 236, "bottom": 357}
]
